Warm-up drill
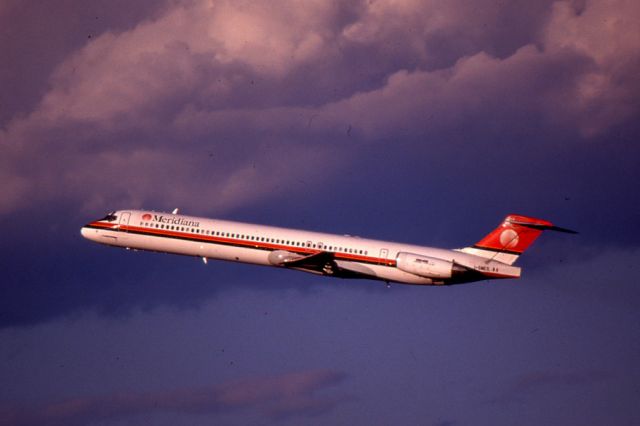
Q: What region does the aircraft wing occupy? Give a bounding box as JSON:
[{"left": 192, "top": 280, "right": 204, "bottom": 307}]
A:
[{"left": 284, "top": 251, "right": 376, "bottom": 280}]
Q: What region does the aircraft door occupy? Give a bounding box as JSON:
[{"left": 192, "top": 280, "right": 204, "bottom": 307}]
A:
[
  {"left": 118, "top": 211, "right": 131, "bottom": 231},
  {"left": 379, "top": 248, "right": 388, "bottom": 265}
]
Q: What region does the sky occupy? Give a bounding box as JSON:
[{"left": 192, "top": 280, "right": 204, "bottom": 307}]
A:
[{"left": 1, "top": 0, "right": 639, "bottom": 424}]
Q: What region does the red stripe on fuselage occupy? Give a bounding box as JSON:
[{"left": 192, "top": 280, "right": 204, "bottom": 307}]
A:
[{"left": 85, "top": 221, "right": 397, "bottom": 267}]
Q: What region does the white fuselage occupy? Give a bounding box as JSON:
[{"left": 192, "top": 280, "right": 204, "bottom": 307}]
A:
[{"left": 81, "top": 210, "right": 520, "bottom": 285}]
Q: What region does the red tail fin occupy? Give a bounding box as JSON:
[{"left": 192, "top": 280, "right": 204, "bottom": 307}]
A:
[
  {"left": 461, "top": 214, "right": 576, "bottom": 265},
  {"left": 475, "top": 215, "right": 553, "bottom": 254}
]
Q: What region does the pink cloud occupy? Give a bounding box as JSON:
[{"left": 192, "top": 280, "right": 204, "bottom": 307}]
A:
[
  {"left": 543, "top": 0, "right": 640, "bottom": 136},
  {"left": 0, "top": 369, "right": 349, "bottom": 426},
  {"left": 0, "top": 0, "right": 637, "bottom": 216},
  {"left": 488, "top": 369, "right": 611, "bottom": 406}
]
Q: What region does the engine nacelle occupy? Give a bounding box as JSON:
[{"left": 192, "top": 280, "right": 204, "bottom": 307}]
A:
[
  {"left": 396, "top": 252, "right": 458, "bottom": 279},
  {"left": 268, "top": 250, "right": 300, "bottom": 266}
]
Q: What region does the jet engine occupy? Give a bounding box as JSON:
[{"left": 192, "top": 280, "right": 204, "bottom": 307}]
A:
[
  {"left": 267, "top": 250, "right": 301, "bottom": 266},
  {"left": 396, "top": 252, "right": 466, "bottom": 279}
]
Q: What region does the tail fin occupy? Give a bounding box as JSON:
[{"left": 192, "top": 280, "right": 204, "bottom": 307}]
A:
[{"left": 460, "top": 214, "right": 577, "bottom": 265}]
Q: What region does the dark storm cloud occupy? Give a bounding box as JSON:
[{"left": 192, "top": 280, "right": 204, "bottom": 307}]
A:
[{"left": 0, "top": 369, "right": 349, "bottom": 426}]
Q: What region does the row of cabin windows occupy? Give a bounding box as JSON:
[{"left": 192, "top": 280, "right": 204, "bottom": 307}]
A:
[{"left": 138, "top": 221, "right": 369, "bottom": 256}]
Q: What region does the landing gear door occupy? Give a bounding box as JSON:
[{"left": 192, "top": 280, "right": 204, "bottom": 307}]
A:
[{"left": 118, "top": 211, "right": 131, "bottom": 231}]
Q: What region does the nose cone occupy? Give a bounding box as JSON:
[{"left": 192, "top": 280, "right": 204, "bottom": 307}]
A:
[{"left": 81, "top": 226, "right": 97, "bottom": 242}]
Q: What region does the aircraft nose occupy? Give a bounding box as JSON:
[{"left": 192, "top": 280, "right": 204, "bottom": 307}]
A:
[{"left": 80, "top": 226, "right": 94, "bottom": 240}]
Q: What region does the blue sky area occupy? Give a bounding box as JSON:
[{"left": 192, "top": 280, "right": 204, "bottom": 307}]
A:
[{"left": 1, "top": 1, "right": 639, "bottom": 425}]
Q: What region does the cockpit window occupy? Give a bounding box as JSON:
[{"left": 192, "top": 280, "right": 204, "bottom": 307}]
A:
[{"left": 99, "top": 212, "right": 118, "bottom": 222}]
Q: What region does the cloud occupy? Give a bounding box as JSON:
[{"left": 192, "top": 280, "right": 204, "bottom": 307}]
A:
[
  {"left": 1, "top": 0, "right": 638, "bottom": 218},
  {"left": 325, "top": 45, "right": 577, "bottom": 140},
  {"left": 488, "top": 369, "right": 610, "bottom": 406},
  {"left": 0, "top": 369, "right": 349, "bottom": 426},
  {"left": 0, "top": 0, "right": 165, "bottom": 125},
  {"left": 0, "top": 0, "right": 355, "bottom": 216},
  {"left": 10, "top": 0, "right": 346, "bottom": 127},
  {"left": 342, "top": 0, "right": 556, "bottom": 66},
  {"left": 543, "top": 0, "right": 640, "bottom": 136}
]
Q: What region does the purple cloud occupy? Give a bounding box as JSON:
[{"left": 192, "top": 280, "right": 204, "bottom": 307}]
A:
[
  {"left": 1, "top": 0, "right": 638, "bottom": 217},
  {"left": 0, "top": 369, "right": 349, "bottom": 426},
  {"left": 486, "top": 369, "right": 611, "bottom": 408}
]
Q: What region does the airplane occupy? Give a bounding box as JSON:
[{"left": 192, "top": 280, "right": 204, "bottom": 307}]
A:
[{"left": 80, "top": 210, "right": 576, "bottom": 286}]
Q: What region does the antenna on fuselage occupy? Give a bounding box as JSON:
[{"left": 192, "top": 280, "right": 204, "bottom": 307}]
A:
[{"left": 172, "top": 208, "right": 179, "bottom": 214}]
